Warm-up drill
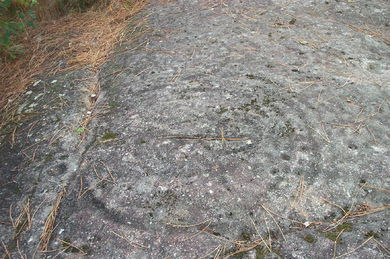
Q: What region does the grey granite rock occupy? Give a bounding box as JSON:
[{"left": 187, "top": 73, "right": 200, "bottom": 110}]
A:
[{"left": 1, "top": 0, "right": 389, "bottom": 258}]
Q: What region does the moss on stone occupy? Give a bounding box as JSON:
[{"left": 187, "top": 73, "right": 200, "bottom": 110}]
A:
[
  {"left": 365, "top": 230, "right": 380, "bottom": 238},
  {"left": 43, "top": 153, "right": 54, "bottom": 163},
  {"left": 324, "top": 232, "right": 340, "bottom": 242},
  {"left": 59, "top": 154, "right": 69, "bottom": 160},
  {"left": 216, "top": 107, "right": 229, "bottom": 114},
  {"left": 255, "top": 246, "right": 268, "bottom": 259},
  {"left": 303, "top": 234, "right": 315, "bottom": 243},
  {"left": 336, "top": 222, "right": 352, "bottom": 232},
  {"left": 101, "top": 131, "right": 118, "bottom": 141}
]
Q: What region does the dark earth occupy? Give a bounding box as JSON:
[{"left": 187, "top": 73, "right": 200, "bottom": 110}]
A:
[{"left": 1, "top": 0, "right": 389, "bottom": 258}]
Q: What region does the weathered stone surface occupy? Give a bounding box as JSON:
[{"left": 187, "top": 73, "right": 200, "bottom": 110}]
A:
[
  {"left": 0, "top": 70, "right": 92, "bottom": 256},
  {"left": 1, "top": 0, "right": 389, "bottom": 258}
]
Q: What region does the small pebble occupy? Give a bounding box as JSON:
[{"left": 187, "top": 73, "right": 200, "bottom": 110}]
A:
[{"left": 33, "top": 80, "right": 41, "bottom": 86}]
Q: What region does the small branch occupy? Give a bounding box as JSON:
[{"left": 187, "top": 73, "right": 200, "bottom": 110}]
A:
[
  {"left": 159, "top": 136, "right": 248, "bottom": 141},
  {"left": 110, "top": 231, "right": 147, "bottom": 249},
  {"left": 334, "top": 236, "right": 373, "bottom": 259}
]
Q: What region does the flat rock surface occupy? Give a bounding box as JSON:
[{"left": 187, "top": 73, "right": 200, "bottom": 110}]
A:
[{"left": 1, "top": 0, "right": 389, "bottom": 258}]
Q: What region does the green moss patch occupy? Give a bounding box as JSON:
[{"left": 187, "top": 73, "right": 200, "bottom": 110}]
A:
[
  {"left": 324, "top": 232, "right": 340, "bottom": 242},
  {"left": 216, "top": 107, "right": 229, "bottom": 114},
  {"left": 303, "top": 234, "right": 315, "bottom": 243},
  {"left": 43, "top": 153, "right": 54, "bottom": 163},
  {"left": 323, "top": 222, "right": 353, "bottom": 242},
  {"left": 100, "top": 131, "right": 118, "bottom": 141},
  {"left": 335, "top": 222, "right": 353, "bottom": 232},
  {"left": 365, "top": 230, "right": 380, "bottom": 238}
]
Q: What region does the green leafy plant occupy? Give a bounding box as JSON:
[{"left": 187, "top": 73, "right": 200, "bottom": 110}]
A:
[
  {"left": 0, "top": 0, "right": 37, "bottom": 58},
  {"left": 75, "top": 127, "right": 86, "bottom": 134}
]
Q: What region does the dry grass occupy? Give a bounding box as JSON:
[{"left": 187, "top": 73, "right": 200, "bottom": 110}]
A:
[
  {"left": 159, "top": 0, "right": 176, "bottom": 5},
  {"left": 163, "top": 178, "right": 389, "bottom": 258},
  {"left": 333, "top": 235, "right": 374, "bottom": 259},
  {"left": 348, "top": 24, "right": 390, "bottom": 46},
  {"left": 0, "top": 0, "right": 148, "bottom": 133},
  {"left": 321, "top": 191, "right": 390, "bottom": 236},
  {"left": 322, "top": 199, "right": 390, "bottom": 224},
  {"left": 167, "top": 218, "right": 278, "bottom": 258},
  {"left": 9, "top": 199, "right": 32, "bottom": 238},
  {"left": 38, "top": 189, "right": 66, "bottom": 252},
  {"left": 55, "top": 238, "right": 87, "bottom": 257},
  {"left": 0, "top": 240, "right": 11, "bottom": 259},
  {"left": 347, "top": 203, "right": 390, "bottom": 219}
]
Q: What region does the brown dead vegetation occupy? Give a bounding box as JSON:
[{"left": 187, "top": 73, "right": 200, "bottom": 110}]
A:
[{"left": 0, "top": 0, "right": 147, "bottom": 133}]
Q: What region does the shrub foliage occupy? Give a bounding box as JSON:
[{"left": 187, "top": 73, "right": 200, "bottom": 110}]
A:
[
  {"left": 0, "top": 0, "right": 37, "bottom": 58},
  {"left": 0, "top": 0, "right": 104, "bottom": 59}
]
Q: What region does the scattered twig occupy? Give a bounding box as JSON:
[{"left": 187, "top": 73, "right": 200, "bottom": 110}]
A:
[
  {"left": 364, "top": 125, "right": 377, "bottom": 144},
  {"left": 110, "top": 231, "right": 147, "bottom": 249},
  {"left": 263, "top": 214, "right": 272, "bottom": 250},
  {"left": 372, "top": 238, "right": 390, "bottom": 255},
  {"left": 197, "top": 245, "right": 223, "bottom": 259},
  {"left": 360, "top": 183, "right": 390, "bottom": 193},
  {"left": 202, "top": 230, "right": 241, "bottom": 245},
  {"left": 347, "top": 203, "right": 390, "bottom": 219},
  {"left": 181, "top": 220, "right": 212, "bottom": 242},
  {"left": 348, "top": 24, "right": 389, "bottom": 45},
  {"left": 15, "top": 198, "right": 32, "bottom": 236},
  {"left": 101, "top": 161, "right": 116, "bottom": 183},
  {"left": 39, "top": 188, "right": 66, "bottom": 251},
  {"left": 166, "top": 218, "right": 242, "bottom": 245},
  {"left": 1, "top": 240, "right": 11, "bottom": 259},
  {"left": 320, "top": 197, "right": 347, "bottom": 215},
  {"left": 260, "top": 204, "right": 286, "bottom": 241},
  {"left": 213, "top": 244, "right": 225, "bottom": 259},
  {"left": 224, "top": 239, "right": 264, "bottom": 258},
  {"left": 332, "top": 229, "right": 344, "bottom": 259},
  {"left": 291, "top": 176, "right": 305, "bottom": 210},
  {"left": 16, "top": 240, "right": 27, "bottom": 259},
  {"left": 166, "top": 219, "right": 211, "bottom": 228},
  {"left": 259, "top": 204, "right": 306, "bottom": 226},
  {"left": 308, "top": 124, "right": 331, "bottom": 143},
  {"left": 48, "top": 126, "right": 68, "bottom": 146},
  {"left": 10, "top": 126, "right": 17, "bottom": 148},
  {"left": 323, "top": 205, "right": 354, "bottom": 233},
  {"left": 77, "top": 176, "right": 106, "bottom": 200},
  {"left": 249, "top": 215, "right": 272, "bottom": 254},
  {"left": 171, "top": 68, "right": 183, "bottom": 82},
  {"left": 51, "top": 247, "right": 68, "bottom": 259},
  {"left": 334, "top": 236, "right": 373, "bottom": 259},
  {"left": 159, "top": 136, "right": 248, "bottom": 141},
  {"left": 9, "top": 198, "right": 34, "bottom": 237},
  {"left": 57, "top": 238, "right": 86, "bottom": 255}
]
